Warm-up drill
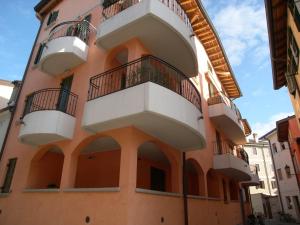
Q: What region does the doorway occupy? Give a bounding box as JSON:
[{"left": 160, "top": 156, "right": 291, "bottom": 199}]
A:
[{"left": 57, "top": 75, "right": 73, "bottom": 113}]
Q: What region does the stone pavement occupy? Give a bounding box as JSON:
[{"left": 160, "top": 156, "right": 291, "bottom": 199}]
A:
[{"left": 263, "top": 219, "right": 299, "bottom": 225}]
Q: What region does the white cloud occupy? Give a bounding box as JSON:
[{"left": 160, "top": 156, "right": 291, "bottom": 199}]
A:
[
  {"left": 252, "top": 112, "right": 294, "bottom": 138},
  {"left": 208, "top": 0, "right": 268, "bottom": 66}
]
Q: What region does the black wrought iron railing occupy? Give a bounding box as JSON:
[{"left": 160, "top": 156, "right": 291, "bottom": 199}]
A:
[
  {"left": 48, "top": 20, "right": 94, "bottom": 44},
  {"left": 88, "top": 55, "right": 202, "bottom": 111},
  {"left": 102, "top": 0, "right": 192, "bottom": 32},
  {"left": 22, "top": 88, "right": 78, "bottom": 117},
  {"left": 213, "top": 141, "right": 249, "bottom": 164}
]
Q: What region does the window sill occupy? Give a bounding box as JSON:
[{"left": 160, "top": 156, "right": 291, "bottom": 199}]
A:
[
  {"left": 187, "top": 195, "right": 207, "bottom": 200},
  {"left": 63, "top": 187, "right": 120, "bottom": 193},
  {"left": 135, "top": 188, "right": 181, "bottom": 197},
  {"left": 0, "top": 193, "right": 9, "bottom": 198},
  {"left": 207, "top": 197, "right": 222, "bottom": 201},
  {"left": 23, "top": 188, "right": 60, "bottom": 193}
]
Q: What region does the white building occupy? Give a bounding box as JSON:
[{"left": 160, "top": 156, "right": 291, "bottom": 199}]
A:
[
  {"left": 0, "top": 80, "right": 21, "bottom": 154},
  {"left": 244, "top": 134, "right": 279, "bottom": 219},
  {"left": 262, "top": 129, "right": 300, "bottom": 222}
]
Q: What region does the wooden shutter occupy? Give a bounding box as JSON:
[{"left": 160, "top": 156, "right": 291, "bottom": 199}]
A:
[
  {"left": 2, "top": 158, "right": 17, "bottom": 193},
  {"left": 34, "top": 43, "right": 45, "bottom": 65}
]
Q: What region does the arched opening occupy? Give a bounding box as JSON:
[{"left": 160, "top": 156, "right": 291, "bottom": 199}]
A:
[
  {"left": 27, "top": 146, "right": 64, "bottom": 189},
  {"left": 229, "top": 180, "right": 239, "bottom": 201},
  {"left": 186, "top": 159, "right": 205, "bottom": 196},
  {"left": 75, "top": 136, "right": 121, "bottom": 188},
  {"left": 207, "top": 169, "right": 221, "bottom": 198},
  {"left": 136, "top": 142, "right": 173, "bottom": 192}
]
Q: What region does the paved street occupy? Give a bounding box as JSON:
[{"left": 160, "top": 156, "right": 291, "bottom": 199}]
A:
[{"left": 263, "top": 219, "right": 299, "bottom": 225}]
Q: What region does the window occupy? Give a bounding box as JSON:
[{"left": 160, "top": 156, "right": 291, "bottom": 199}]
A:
[
  {"left": 271, "top": 181, "right": 277, "bottom": 189},
  {"left": 277, "top": 168, "right": 283, "bottom": 180},
  {"left": 252, "top": 147, "right": 257, "bottom": 155},
  {"left": 286, "top": 196, "right": 293, "bottom": 209},
  {"left": 288, "top": 0, "right": 300, "bottom": 32},
  {"left": 255, "top": 164, "right": 260, "bottom": 172},
  {"left": 34, "top": 43, "right": 45, "bottom": 65},
  {"left": 208, "top": 81, "right": 218, "bottom": 98},
  {"left": 46, "top": 10, "right": 59, "bottom": 26},
  {"left": 286, "top": 28, "right": 299, "bottom": 95},
  {"left": 270, "top": 164, "right": 274, "bottom": 172},
  {"left": 256, "top": 180, "right": 265, "bottom": 189},
  {"left": 281, "top": 142, "right": 286, "bottom": 150},
  {"left": 1, "top": 158, "right": 17, "bottom": 193},
  {"left": 207, "top": 61, "right": 213, "bottom": 74},
  {"left": 272, "top": 143, "right": 278, "bottom": 153},
  {"left": 285, "top": 165, "right": 292, "bottom": 178}
]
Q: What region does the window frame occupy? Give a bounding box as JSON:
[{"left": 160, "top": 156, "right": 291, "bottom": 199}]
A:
[{"left": 1, "top": 158, "right": 17, "bottom": 193}]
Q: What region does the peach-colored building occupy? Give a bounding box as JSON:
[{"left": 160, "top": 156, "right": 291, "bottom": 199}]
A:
[{"left": 0, "top": 0, "right": 256, "bottom": 225}]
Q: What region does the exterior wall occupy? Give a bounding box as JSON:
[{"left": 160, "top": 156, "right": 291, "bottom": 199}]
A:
[
  {"left": 268, "top": 130, "right": 300, "bottom": 221},
  {"left": 0, "top": 0, "right": 250, "bottom": 225},
  {"left": 0, "top": 80, "right": 13, "bottom": 109},
  {"left": 287, "top": 8, "right": 300, "bottom": 129},
  {"left": 0, "top": 111, "right": 11, "bottom": 153},
  {"left": 288, "top": 117, "right": 300, "bottom": 185}
]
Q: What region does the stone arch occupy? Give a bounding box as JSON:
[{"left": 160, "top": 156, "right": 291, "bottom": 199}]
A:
[
  {"left": 74, "top": 136, "right": 121, "bottom": 188},
  {"left": 186, "top": 158, "right": 205, "bottom": 196},
  {"left": 136, "top": 141, "right": 178, "bottom": 193},
  {"left": 27, "top": 145, "right": 64, "bottom": 189}
]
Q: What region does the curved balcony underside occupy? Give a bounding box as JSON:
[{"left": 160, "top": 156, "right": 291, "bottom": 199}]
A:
[
  {"left": 209, "top": 103, "right": 246, "bottom": 144},
  {"left": 241, "top": 174, "right": 260, "bottom": 186},
  {"left": 19, "top": 110, "right": 76, "bottom": 146},
  {"left": 213, "top": 154, "right": 251, "bottom": 181},
  {"left": 39, "top": 36, "right": 89, "bottom": 76},
  {"left": 97, "top": 0, "right": 198, "bottom": 76},
  {"left": 82, "top": 82, "right": 206, "bottom": 151}
]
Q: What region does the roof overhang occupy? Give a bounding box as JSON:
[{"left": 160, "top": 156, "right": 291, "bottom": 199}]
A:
[
  {"left": 276, "top": 115, "right": 295, "bottom": 142},
  {"left": 34, "top": 0, "right": 62, "bottom": 20},
  {"left": 241, "top": 119, "right": 252, "bottom": 136},
  {"left": 179, "top": 0, "right": 242, "bottom": 98},
  {"left": 265, "top": 0, "right": 288, "bottom": 89}
]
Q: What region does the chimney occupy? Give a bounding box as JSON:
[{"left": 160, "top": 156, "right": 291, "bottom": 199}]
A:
[{"left": 253, "top": 133, "right": 258, "bottom": 143}]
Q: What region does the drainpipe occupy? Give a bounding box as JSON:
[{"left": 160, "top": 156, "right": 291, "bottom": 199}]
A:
[
  {"left": 265, "top": 138, "right": 284, "bottom": 213},
  {"left": 239, "top": 186, "right": 246, "bottom": 225},
  {"left": 0, "top": 20, "right": 44, "bottom": 163},
  {"left": 182, "top": 152, "right": 189, "bottom": 225}
]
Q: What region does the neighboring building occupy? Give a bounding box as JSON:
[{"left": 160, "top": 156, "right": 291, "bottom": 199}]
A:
[
  {"left": 0, "top": 1, "right": 255, "bottom": 225},
  {"left": 261, "top": 128, "right": 300, "bottom": 221},
  {"left": 0, "top": 80, "right": 21, "bottom": 153},
  {"left": 244, "top": 134, "right": 279, "bottom": 219},
  {"left": 265, "top": 0, "right": 300, "bottom": 129}
]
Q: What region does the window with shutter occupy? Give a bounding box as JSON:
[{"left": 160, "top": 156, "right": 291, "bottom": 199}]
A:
[
  {"left": 287, "top": 28, "right": 299, "bottom": 96},
  {"left": 289, "top": 0, "right": 300, "bottom": 32},
  {"left": 34, "top": 43, "right": 45, "bottom": 65},
  {"left": 1, "top": 158, "right": 17, "bottom": 193},
  {"left": 46, "top": 10, "right": 59, "bottom": 26}
]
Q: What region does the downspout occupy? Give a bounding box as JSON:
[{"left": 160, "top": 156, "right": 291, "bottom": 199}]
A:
[
  {"left": 239, "top": 185, "right": 246, "bottom": 225},
  {"left": 265, "top": 138, "right": 284, "bottom": 213},
  {"left": 0, "top": 20, "right": 44, "bottom": 162},
  {"left": 182, "top": 152, "right": 189, "bottom": 225},
  {"left": 261, "top": 142, "right": 272, "bottom": 195}
]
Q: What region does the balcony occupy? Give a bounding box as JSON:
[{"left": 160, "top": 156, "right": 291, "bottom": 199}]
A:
[
  {"left": 38, "top": 21, "right": 92, "bottom": 76},
  {"left": 213, "top": 142, "right": 251, "bottom": 181},
  {"left": 82, "top": 55, "right": 206, "bottom": 151},
  {"left": 97, "top": 0, "right": 197, "bottom": 77},
  {"left": 208, "top": 93, "right": 246, "bottom": 144},
  {"left": 19, "top": 88, "right": 78, "bottom": 146}
]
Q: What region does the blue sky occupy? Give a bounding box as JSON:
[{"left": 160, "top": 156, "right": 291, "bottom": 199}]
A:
[{"left": 0, "top": 0, "right": 294, "bottom": 136}]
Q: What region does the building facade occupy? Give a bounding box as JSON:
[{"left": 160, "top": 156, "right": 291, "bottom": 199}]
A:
[
  {"left": 244, "top": 135, "right": 279, "bottom": 218},
  {"left": 0, "top": 0, "right": 255, "bottom": 225},
  {"left": 262, "top": 128, "right": 300, "bottom": 221},
  {"left": 265, "top": 0, "right": 300, "bottom": 129}
]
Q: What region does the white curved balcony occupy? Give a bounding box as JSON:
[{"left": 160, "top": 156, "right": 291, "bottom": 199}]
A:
[
  {"left": 38, "top": 21, "right": 91, "bottom": 76},
  {"left": 213, "top": 143, "right": 251, "bottom": 181},
  {"left": 208, "top": 94, "right": 246, "bottom": 144},
  {"left": 82, "top": 56, "right": 206, "bottom": 151},
  {"left": 19, "top": 88, "right": 77, "bottom": 146},
  {"left": 97, "top": 0, "right": 197, "bottom": 77}
]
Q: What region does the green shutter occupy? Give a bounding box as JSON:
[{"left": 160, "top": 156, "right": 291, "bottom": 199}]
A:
[
  {"left": 34, "top": 43, "right": 45, "bottom": 65},
  {"left": 286, "top": 72, "right": 297, "bottom": 95},
  {"left": 2, "top": 158, "right": 17, "bottom": 193}
]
